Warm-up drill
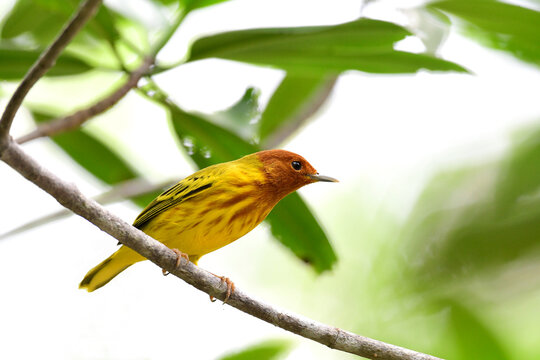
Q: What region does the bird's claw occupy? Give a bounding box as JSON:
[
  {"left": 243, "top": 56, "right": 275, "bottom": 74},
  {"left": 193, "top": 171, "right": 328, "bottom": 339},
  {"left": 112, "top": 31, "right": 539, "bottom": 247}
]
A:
[
  {"left": 209, "top": 275, "right": 235, "bottom": 304},
  {"left": 162, "top": 248, "right": 189, "bottom": 276},
  {"left": 172, "top": 248, "right": 190, "bottom": 267}
]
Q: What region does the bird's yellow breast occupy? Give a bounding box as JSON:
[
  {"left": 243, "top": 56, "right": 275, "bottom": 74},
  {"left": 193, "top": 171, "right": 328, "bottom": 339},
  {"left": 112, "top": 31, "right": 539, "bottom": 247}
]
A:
[{"left": 139, "top": 158, "right": 275, "bottom": 263}]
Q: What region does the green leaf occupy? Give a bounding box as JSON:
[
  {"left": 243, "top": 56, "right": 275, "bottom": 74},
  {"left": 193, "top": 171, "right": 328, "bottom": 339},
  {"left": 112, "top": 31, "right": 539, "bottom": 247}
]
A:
[
  {"left": 187, "top": 18, "right": 468, "bottom": 74},
  {"left": 165, "top": 101, "right": 337, "bottom": 272},
  {"left": 168, "top": 105, "right": 259, "bottom": 167},
  {"left": 266, "top": 192, "right": 338, "bottom": 272},
  {"left": 259, "top": 74, "right": 335, "bottom": 148},
  {"left": 429, "top": 0, "right": 540, "bottom": 66},
  {"left": 0, "top": 49, "right": 92, "bottom": 79},
  {"left": 219, "top": 340, "right": 292, "bottom": 360},
  {"left": 442, "top": 299, "right": 509, "bottom": 360}
]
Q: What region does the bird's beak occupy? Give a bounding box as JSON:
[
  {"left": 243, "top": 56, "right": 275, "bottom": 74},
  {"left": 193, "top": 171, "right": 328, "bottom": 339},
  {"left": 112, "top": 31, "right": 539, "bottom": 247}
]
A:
[{"left": 307, "top": 173, "right": 339, "bottom": 183}]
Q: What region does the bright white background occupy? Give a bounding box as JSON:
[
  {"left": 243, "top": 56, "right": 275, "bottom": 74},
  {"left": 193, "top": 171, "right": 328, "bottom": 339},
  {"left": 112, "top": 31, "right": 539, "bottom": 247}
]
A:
[{"left": 1, "top": 0, "right": 539, "bottom": 359}]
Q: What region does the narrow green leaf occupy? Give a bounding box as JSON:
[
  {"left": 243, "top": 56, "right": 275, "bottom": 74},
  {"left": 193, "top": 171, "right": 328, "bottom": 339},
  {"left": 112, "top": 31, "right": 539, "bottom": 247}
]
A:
[
  {"left": 219, "top": 339, "right": 292, "bottom": 360},
  {"left": 188, "top": 18, "right": 468, "bottom": 74},
  {"left": 259, "top": 74, "right": 335, "bottom": 148},
  {"left": 267, "top": 193, "right": 338, "bottom": 272},
  {"left": 168, "top": 105, "right": 259, "bottom": 167},
  {"left": 165, "top": 102, "right": 337, "bottom": 272},
  {"left": 0, "top": 49, "right": 92, "bottom": 79},
  {"left": 430, "top": 0, "right": 540, "bottom": 66},
  {"left": 189, "top": 19, "right": 410, "bottom": 60}
]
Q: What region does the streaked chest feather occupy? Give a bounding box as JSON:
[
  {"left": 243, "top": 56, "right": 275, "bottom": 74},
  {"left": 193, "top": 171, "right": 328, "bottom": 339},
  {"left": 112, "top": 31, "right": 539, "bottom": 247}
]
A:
[{"left": 142, "top": 182, "right": 276, "bottom": 256}]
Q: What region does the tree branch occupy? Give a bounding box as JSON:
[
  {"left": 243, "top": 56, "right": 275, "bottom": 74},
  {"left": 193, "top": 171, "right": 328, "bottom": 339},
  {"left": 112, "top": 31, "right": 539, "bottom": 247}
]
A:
[
  {"left": 0, "top": 139, "right": 444, "bottom": 360},
  {"left": 0, "top": 0, "right": 103, "bottom": 141},
  {"left": 16, "top": 57, "right": 154, "bottom": 144}
]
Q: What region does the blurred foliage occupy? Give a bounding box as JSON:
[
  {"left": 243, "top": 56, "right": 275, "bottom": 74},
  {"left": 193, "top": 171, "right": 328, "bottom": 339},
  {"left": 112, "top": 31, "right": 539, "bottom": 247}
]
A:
[
  {"left": 1, "top": 0, "right": 540, "bottom": 358},
  {"left": 394, "top": 122, "right": 540, "bottom": 359},
  {"left": 403, "top": 124, "right": 540, "bottom": 290}
]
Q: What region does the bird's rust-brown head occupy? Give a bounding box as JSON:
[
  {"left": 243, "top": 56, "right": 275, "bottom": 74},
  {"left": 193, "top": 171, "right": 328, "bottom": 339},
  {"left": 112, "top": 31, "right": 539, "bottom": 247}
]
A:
[{"left": 255, "top": 149, "right": 337, "bottom": 199}]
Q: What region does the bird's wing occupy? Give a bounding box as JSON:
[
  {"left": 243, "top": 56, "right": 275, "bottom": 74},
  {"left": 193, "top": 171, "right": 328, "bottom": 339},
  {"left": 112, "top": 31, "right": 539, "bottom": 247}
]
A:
[{"left": 133, "top": 175, "right": 214, "bottom": 230}]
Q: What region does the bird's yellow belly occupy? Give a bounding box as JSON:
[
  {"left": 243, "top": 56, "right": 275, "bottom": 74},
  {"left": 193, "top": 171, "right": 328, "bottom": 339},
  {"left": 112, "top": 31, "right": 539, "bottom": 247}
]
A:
[{"left": 141, "top": 197, "right": 270, "bottom": 260}]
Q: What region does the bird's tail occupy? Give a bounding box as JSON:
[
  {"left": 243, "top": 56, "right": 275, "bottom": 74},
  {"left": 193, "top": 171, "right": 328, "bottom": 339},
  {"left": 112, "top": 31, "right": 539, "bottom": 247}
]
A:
[{"left": 79, "top": 247, "right": 144, "bottom": 292}]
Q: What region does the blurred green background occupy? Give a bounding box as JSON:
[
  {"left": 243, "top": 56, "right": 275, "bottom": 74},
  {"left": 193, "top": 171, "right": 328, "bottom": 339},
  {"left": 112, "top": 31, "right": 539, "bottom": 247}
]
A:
[{"left": 1, "top": 0, "right": 539, "bottom": 359}]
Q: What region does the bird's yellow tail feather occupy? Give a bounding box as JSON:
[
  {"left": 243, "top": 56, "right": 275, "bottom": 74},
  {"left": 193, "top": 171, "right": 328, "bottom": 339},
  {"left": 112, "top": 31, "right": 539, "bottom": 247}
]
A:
[{"left": 79, "top": 247, "right": 143, "bottom": 292}]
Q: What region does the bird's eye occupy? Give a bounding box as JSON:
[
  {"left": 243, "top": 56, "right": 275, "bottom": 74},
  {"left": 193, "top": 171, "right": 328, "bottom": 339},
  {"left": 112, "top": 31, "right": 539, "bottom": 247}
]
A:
[{"left": 291, "top": 161, "right": 302, "bottom": 171}]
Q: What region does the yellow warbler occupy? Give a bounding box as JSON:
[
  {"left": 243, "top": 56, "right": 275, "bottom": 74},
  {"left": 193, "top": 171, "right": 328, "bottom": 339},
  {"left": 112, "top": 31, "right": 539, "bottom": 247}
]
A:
[{"left": 80, "top": 149, "right": 337, "bottom": 292}]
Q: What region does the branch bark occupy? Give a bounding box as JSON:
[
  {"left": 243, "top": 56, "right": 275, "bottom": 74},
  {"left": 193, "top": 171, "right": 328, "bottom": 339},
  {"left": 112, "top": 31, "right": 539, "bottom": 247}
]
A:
[
  {"left": 0, "top": 139, "right": 444, "bottom": 360},
  {"left": 0, "top": 0, "right": 103, "bottom": 140},
  {"left": 16, "top": 57, "right": 154, "bottom": 144}
]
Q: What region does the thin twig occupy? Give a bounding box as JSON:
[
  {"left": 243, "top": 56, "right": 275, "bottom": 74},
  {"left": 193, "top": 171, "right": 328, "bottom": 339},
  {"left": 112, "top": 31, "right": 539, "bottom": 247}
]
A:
[
  {"left": 17, "top": 57, "right": 154, "bottom": 144},
  {"left": 0, "top": 139, "right": 444, "bottom": 360},
  {"left": 0, "top": 0, "right": 103, "bottom": 141}
]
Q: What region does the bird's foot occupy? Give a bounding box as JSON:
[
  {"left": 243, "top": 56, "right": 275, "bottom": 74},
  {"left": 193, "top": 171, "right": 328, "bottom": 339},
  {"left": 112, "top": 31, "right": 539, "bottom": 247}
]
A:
[
  {"left": 162, "top": 249, "right": 189, "bottom": 276},
  {"left": 209, "top": 274, "right": 235, "bottom": 303}
]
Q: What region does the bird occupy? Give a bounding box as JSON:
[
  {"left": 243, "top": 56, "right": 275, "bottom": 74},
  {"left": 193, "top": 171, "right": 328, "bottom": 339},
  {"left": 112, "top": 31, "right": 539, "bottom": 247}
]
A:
[{"left": 79, "top": 149, "right": 337, "bottom": 293}]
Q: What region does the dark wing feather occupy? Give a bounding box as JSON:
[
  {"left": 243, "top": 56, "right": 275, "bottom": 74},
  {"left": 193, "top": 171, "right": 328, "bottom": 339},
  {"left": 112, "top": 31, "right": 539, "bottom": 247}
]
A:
[{"left": 133, "top": 176, "right": 214, "bottom": 230}]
